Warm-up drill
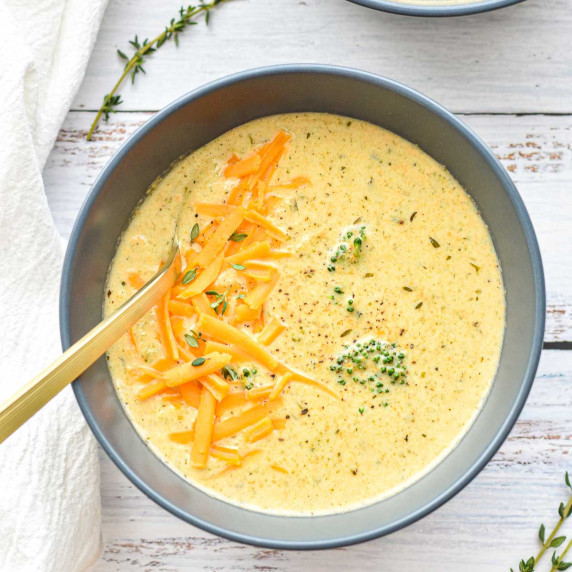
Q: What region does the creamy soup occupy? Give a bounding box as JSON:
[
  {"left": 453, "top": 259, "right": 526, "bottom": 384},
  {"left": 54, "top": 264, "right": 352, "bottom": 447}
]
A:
[{"left": 105, "top": 113, "right": 504, "bottom": 515}]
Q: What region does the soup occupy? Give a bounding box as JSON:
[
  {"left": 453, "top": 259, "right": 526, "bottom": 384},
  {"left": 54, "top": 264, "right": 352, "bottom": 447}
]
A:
[{"left": 105, "top": 113, "right": 505, "bottom": 515}]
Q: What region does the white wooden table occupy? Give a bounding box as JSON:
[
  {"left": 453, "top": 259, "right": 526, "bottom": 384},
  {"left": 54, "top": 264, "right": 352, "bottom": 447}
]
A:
[{"left": 44, "top": 0, "right": 572, "bottom": 569}]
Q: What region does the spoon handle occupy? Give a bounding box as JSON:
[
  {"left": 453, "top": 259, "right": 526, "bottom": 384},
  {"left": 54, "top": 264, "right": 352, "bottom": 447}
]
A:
[{"left": 0, "top": 248, "right": 178, "bottom": 444}]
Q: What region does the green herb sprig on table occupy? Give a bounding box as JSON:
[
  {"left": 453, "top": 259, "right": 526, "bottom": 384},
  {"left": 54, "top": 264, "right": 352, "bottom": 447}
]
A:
[
  {"left": 512, "top": 472, "right": 572, "bottom": 572},
  {"left": 87, "top": 0, "right": 232, "bottom": 140}
]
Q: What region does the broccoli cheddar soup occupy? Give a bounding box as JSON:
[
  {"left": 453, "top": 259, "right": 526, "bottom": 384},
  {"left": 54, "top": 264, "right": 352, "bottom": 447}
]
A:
[{"left": 105, "top": 113, "right": 505, "bottom": 515}]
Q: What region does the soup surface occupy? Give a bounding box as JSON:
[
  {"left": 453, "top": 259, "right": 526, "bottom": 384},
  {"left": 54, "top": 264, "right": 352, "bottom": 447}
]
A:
[{"left": 105, "top": 113, "right": 505, "bottom": 515}]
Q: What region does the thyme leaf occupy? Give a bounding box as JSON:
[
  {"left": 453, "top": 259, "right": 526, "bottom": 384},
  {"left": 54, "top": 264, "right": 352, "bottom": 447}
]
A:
[
  {"left": 221, "top": 365, "right": 238, "bottom": 381},
  {"left": 191, "top": 223, "right": 200, "bottom": 242},
  {"left": 230, "top": 231, "right": 248, "bottom": 242},
  {"left": 207, "top": 287, "right": 230, "bottom": 314},
  {"left": 184, "top": 333, "right": 199, "bottom": 348},
  {"left": 552, "top": 538, "right": 567, "bottom": 549},
  {"left": 100, "top": 94, "right": 123, "bottom": 122},
  {"left": 182, "top": 267, "right": 197, "bottom": 284}
]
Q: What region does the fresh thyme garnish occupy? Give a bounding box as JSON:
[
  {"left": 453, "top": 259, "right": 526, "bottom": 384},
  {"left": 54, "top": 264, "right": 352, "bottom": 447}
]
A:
[
  {"left": 511, "top": 472, "right": 572, "bottom": 572},
  {"left": 182, "top": 267, "right": 197, "bottom": 284},
  {"left": 230, "top": 231, "right": 248, "bottom": 242},
  {"left": 191, "top": 223, "right": 200, "bottom": 242},
  {"left": 191, "top": 357, "right": 206, "bottom": 367},
  {"left": 207, "top": 289, "right": 229, "bottom": 315},
  {"left": 231, "top": 263, "right": 246, "bottom": 271},
  {"left": 86, "top": 0, "right": 233, "bottom": 140},
  {"left": 184, "top": 333, "right": 199, "bottom": 348},
  {"left": 221, "top": 365, "right": 238, "bottom": 381}
]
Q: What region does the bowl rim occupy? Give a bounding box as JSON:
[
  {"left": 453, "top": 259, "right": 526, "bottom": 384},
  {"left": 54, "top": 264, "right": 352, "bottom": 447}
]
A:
[
  {"left": 345, "top": 0, "right": 525, "bottom": 17},
  {"left": 61, "top": 64, "right": 545, "bottom": 549}
]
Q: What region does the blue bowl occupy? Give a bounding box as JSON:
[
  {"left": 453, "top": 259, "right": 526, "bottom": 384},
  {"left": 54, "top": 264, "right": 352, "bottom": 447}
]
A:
[
  {"left": 61, "top": 65, "right": 544, "bottom": 549},
  {"left": 347, "top": 0, "right": 525, "bottom": 17}
]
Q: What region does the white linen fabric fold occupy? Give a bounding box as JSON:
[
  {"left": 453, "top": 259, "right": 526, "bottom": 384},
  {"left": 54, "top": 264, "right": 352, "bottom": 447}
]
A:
[{"left": 0, "top": 0, "right": 108, "bottom": 570}]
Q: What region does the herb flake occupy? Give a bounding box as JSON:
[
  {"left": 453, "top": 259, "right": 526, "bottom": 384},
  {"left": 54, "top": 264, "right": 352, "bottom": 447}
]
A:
[
  {"left": 190, "top": 223, "right": 200, "bottom": 242},
  {"left": 221, "top": 365, "right": 238, "bottom": 381},
  {"left": 182, "top": 267, "right": 197, "bottom": 284},
  {"left": 184, "top": 333, "right": 199, "bottom": 348},
  {"left": 230, "top": 231, "right": 248, "bottom": 242}
]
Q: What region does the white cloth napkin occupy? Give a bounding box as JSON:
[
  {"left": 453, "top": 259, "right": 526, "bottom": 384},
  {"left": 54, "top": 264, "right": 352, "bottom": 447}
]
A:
[{"left": 0, "top": 0, "right": 108, "bottom": 570}]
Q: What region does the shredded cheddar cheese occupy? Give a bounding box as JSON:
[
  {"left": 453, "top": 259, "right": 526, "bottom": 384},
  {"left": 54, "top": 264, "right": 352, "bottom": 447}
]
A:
[{"left": 124, "top": 131, "right": 337, "bottom": 470}]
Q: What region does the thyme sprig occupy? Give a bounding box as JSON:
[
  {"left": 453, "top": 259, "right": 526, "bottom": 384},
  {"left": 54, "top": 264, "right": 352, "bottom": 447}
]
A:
[
  {"left": 206, "top": 288, "right": 230, "bottom": 315},
  {"left": 512, "top": 472, "right": 572, "bottom": 572},
  {"left": 185, "top": 329, "right": 204, "bottom": 348},
  {"left": 87, "top": 0, "right": 232, "bottom": 140},
  {"left": 100, "top": 94, "right": 123, "bottom": 121}
]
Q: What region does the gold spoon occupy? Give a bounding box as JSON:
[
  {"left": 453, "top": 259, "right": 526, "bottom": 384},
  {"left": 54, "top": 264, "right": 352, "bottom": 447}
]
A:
[{"left": 0, "top": 240, "right": 179, "bottom": 444}]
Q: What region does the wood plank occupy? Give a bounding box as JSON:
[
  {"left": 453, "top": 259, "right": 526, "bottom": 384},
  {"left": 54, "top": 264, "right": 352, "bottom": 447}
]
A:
[
  {"left": 92, "top": 350, "right": 572, "bottom": 570},
  {"left": 72, "top": 0, "right": 572, "bottom": 115},
  {"left": 43, "top": 111, "right": 572, "bottom": 341}
]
